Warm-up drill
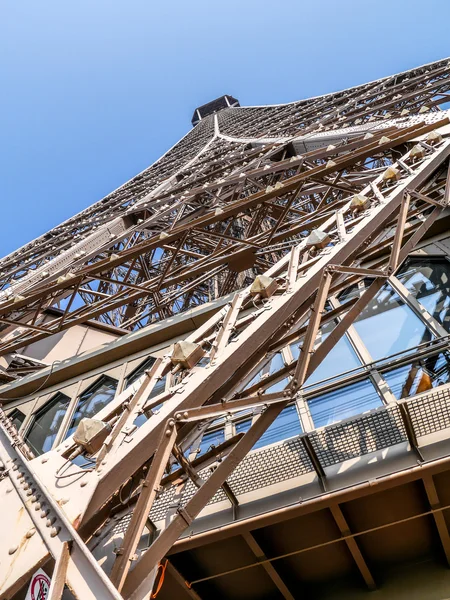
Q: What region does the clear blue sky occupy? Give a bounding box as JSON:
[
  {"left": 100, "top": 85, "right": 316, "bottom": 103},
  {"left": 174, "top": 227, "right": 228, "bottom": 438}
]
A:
[{"left": 1, "top": 0, "right": 449, "bottom": 257}]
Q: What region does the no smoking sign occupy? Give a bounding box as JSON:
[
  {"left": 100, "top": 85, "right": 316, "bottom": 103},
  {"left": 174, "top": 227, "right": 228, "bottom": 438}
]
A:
[{"left": 25, "top": 569, "right": 51, "bottom": 600}]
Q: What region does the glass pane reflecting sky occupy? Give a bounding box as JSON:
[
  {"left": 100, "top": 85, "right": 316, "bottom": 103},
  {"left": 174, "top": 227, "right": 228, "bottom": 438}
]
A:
[
  {"left": 309, "top": 379, "right": 382, "bottom": 428},
  {"left": 26, "top": 394, "right": 71, "bottom": 456},
  {"left": 384, "top": 352, "right": 450, "bottom": 399},
  {"left": 353, "top": 284, "right": 432, "bottom": 360},
  {"left": 253, "top": 404, "right": 302, "bottom": 449},
  {"left": 398, "top": 259, "right": 450, "bottom": 332}
]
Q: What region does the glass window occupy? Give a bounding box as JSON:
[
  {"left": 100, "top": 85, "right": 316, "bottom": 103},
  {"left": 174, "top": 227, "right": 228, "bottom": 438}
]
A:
[
  {"left": 8, "top": 408, "right": 25, "bottom": 431},
  {"left": 308, "top": 379, "right": 383, "bottom": 428},
  {"left": 264, "top": 377, "right": 290, "bottom": 394},
  {"left": 383, "top": 352, "right": 450, "bottom": 399},
  {"left": 306, "top": 322, "right": 362, "bottom": 387},
  {"left": 397, "top": 259, "right": 450, "bottom": 332},
  {"left": 253, "top": 404, "right": 302, "bottom": 449},
  {"left": 235, "top": 418, "right": 252, "bottom": 435},
  {"left": 197, "top": 428, "right": 225, "bottom": 457},
  {"left": 269, "top": 353, "right": 284, "bottom": 375},
  {"left": 290, "top": 322, "right": 361, "bottom": 389},
  {"left": 126, "top": 358, "right": 166, "bottom": 404},
  {"left": 351, "top": 284, "right": 432, "bottom": 360},
  {"left": 25, "top": 393, "right": 71, "bottom": 456},
  {"left": 126, "top": 358, "right": 167, "bottom": 429},
  {"left": 125, "top": 357, "right": 156, "bottom": 388},
  {"left": 65, "top": 376, "right": 117, "bottom": 439}
]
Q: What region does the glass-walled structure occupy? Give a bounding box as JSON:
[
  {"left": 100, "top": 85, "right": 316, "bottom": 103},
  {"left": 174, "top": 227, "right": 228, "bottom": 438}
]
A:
[{"left": 10, "top": 255, "right": 450, "bottom": 459}]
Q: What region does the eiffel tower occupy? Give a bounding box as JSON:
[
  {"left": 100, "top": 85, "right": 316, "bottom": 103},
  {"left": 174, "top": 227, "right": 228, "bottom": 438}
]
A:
[{"left": 2, "top": 57, "right": 450, "bottom": 599}]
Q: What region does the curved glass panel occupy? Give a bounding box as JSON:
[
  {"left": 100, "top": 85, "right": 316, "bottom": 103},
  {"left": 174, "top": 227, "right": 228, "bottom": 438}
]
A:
[
  {"left": 125, "top": 357, "right": 156, "bottom": 387},
  {"left": 66, "top": 376, "right": 117, "bottom": 439},
  {"left": 25, "top": 393, "right": 71, "bottom": 455}
]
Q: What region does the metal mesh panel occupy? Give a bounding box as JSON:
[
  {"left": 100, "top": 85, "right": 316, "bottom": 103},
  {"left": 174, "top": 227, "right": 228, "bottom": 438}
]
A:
[
  {"left": 149, "top": 436, "right": 313, "bottom": 521},
  {"left": 225, "top": 437, "right": 313, "bottom": 495},
  {"left": 407, "top": 386, "right": 450, "bottom": 437},
  {"left": 147, "top": 386, "right": 450, "bottom": 525},
  {"left": 112, "top": 513, "right": 132, "bottom": 536},
  {"left": 309, "top": 406, "right": 407, "bottom": 468}
]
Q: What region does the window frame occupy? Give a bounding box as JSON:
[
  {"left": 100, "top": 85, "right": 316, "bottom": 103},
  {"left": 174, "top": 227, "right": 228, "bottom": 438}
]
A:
[
  {"left": 24, "top": 392, "right": 71, "bottom": 456},
  {"left": 63, "top": 375, "right": 118, "bottom": 440}
]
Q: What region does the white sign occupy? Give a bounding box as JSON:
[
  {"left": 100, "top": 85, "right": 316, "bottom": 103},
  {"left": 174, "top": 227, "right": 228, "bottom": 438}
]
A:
[{"left": 25, "top": 568, "right": 51, "bottom": 600}]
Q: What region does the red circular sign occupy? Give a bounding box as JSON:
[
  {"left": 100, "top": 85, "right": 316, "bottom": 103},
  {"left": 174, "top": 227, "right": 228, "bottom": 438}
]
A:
[{"left": 30, "top": 573, "right": 50, "bottom": 600}]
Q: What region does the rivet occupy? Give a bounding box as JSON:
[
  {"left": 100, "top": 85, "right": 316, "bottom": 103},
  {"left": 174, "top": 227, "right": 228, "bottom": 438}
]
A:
[
  {"left": 50, "top": 526, "right": 61, "bottom": 538},
  {"left": 41, "top": 457, "right": 48, "bottom": 463},
  {"left": 8, "top": 546, "right": 18, "bottom": 555},
  {"left": 26, "top": 528, "right": 36, "bottom": 539},
  {"left": 80, "top": 481, "right": 87, "bottom": 487},
  {"left": 40, "top": 509, "right": 50, "bottom": 518},
  {"left": 35, "top": 503, "right": 42, "bottom": 511},
  {"left": 46, "top": 517, "right": 56, "bottom": 527},
  {"left": 6, "top": 488, "right": 12, "bottom": 493}
]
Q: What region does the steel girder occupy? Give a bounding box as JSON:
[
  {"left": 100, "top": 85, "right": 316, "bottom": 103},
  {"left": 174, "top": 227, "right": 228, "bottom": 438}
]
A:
[{"left": 2, "top": 59, "right": 450, "bottom": 598}]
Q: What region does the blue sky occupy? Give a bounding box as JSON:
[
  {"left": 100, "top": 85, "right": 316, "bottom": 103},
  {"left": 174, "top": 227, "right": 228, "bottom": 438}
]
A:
[{"left": 1, "top": 0, "right": 450, "bottom": 256}]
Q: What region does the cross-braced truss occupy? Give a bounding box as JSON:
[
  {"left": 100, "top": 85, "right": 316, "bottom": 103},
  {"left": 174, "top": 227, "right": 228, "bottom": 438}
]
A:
[{"left": 2, "top": 57, "right": 450, "bottom": 599}]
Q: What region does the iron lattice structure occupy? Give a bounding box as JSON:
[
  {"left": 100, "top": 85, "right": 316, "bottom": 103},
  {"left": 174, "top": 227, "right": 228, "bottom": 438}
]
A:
[{"left": 2, "top": 57, "right": 450, "bottom": 599}]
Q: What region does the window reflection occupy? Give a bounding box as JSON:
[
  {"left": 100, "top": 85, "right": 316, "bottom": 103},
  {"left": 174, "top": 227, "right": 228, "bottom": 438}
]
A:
[
  {"left": 264, "top": 377, "right": 290, "bottom": 394},
  {"left": 269, "top": 353, "right": 284, "bottom": 375},
  {"left": 126, "top": 357, "right": 156, "bottom": 388},
  {"left": 235, "top": 418, "right": 252, "bottom": 435},
  {"left": 25, "top": 393, "right": 71, "bottom": 456},
  {"left": 126, "top": 358, "right": 166, "bottom": 403},
  {"left": 65, "top": 376, "right": 117, "bottom": 439},
  {"left": 305, "top": 321, "right": 361, "bottom": 387},
  {"left": 9, "top": 408, "right": 25, "bottom": 432},
  {"left": 308, "top": 379, "right": 383, "bottom": 428},
  {"left": 398, "top": 258, "right": 450, "bottom": 332},
  {"left": 126, "top": 358, "right": 167, "bottom": 428},
  {"left": 384, "top": 352, "right": 450, "bottom": 399},
  {"left": 351, "top": 284, "right": 432, "bottom": 360},
  {"left": 290, "top": 322, "right": 361, "bottom": 389},
  {"left": 197, "top": 427, "right": 225, "bottom": 457},
  {"left": 253, "top": 404, "right": 302, "bottom": 449}
]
